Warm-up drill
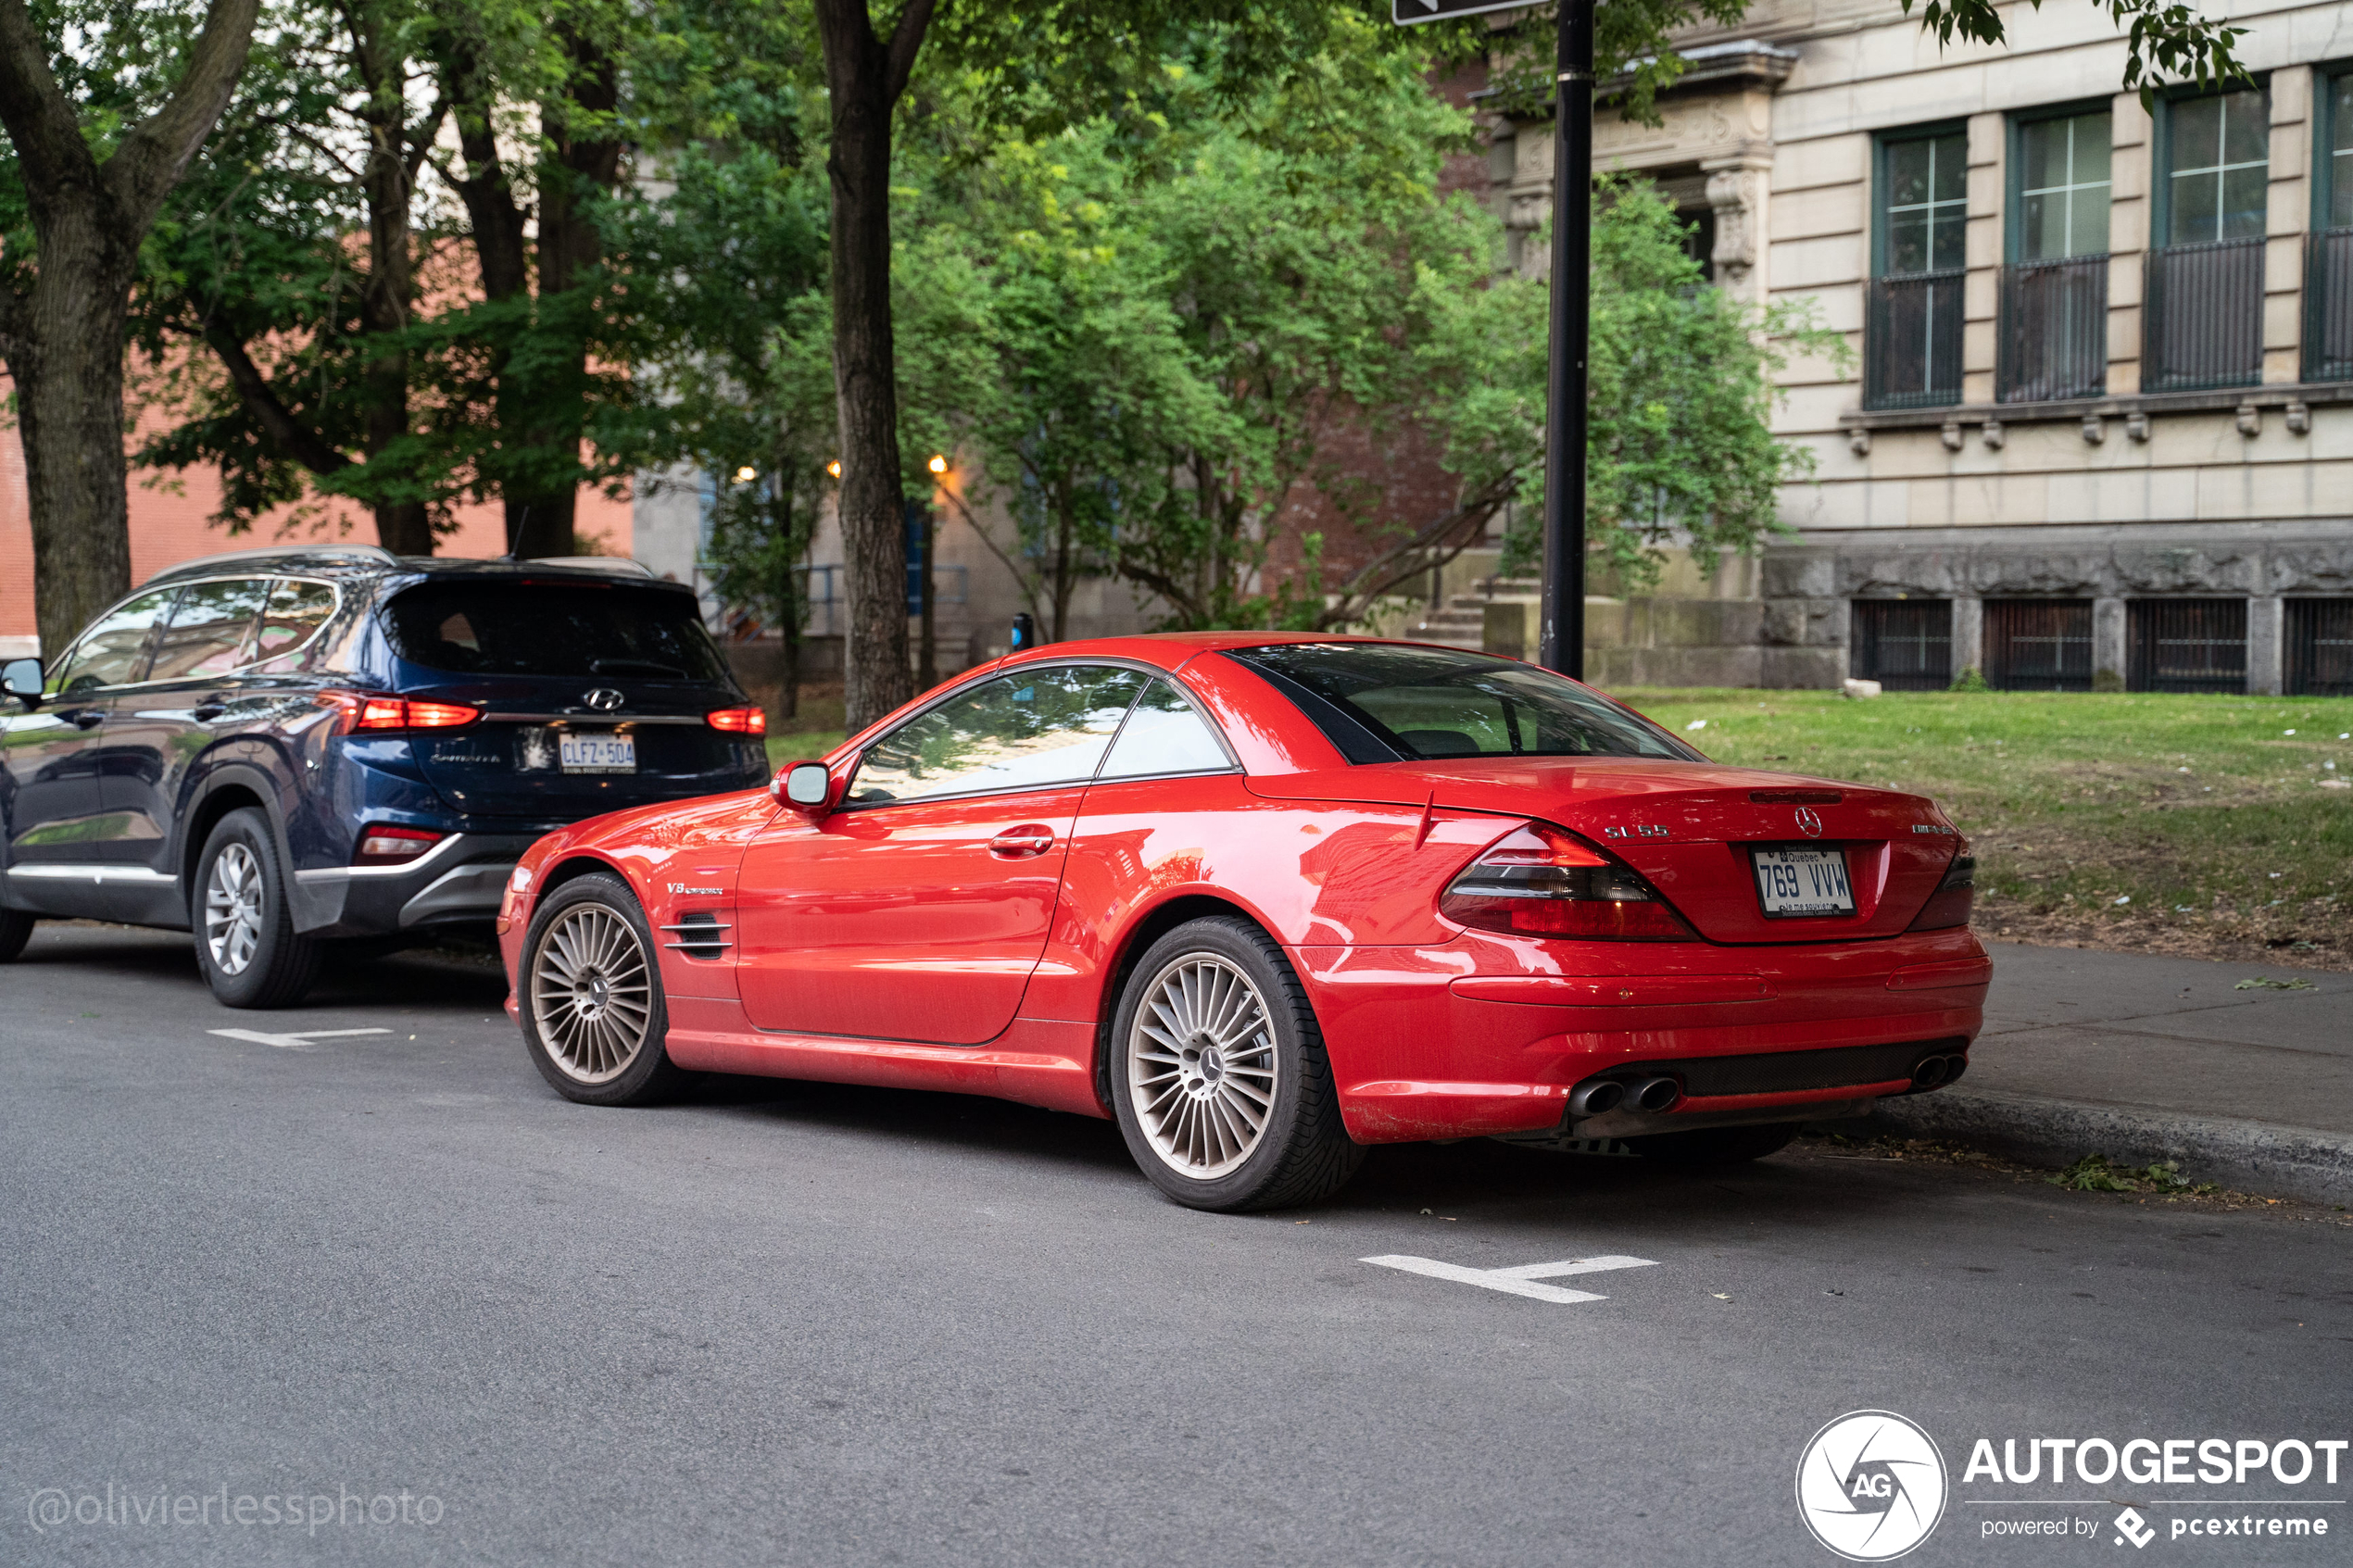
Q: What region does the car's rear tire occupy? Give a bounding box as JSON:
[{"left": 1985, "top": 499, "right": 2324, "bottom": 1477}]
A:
[
  {"left": 0, "top": 907, "right": 32, "bottom": 962},
  {"left": 519, "top": 872, "right": 685, "bottom": 1107},
  {"left": 1624, "top": 1122, "right": 1803, "bottom": 1167},
  {"left": 193, "top": 809, "right": 322, "bottom": 1009},
  {"left": 1108, "top": 916, "right": 1363, "bottom": 1212}
]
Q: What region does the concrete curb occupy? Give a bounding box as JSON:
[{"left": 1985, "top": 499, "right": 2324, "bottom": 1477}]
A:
[{"left": 1843, "top": 1088, "right": 2353, "bottom": 1209}]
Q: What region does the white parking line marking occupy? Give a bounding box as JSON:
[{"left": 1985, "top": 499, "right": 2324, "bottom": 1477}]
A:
[
  {"left": 207, "top": 1028, "right": 395, "bottom": 1051},
  {"left": 1360, "top": 1253, "right": 1659, "bottom": 1304}
]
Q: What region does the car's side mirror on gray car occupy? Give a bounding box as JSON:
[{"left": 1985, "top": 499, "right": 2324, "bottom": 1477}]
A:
[
  {"left": 1, "top": 658, "right": 43, "bottom": 708},
  {"left": 775, "top": 760, "right": 835, "bottom": 813}
]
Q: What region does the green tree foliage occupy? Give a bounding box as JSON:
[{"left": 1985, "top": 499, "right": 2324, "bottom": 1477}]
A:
[
  {"left": 1499, "top": 179, "right": 1847, "bottom": 594},
  {"left": 893, "top": 116, "right": 1230, "bottom": 641},
  {"left": 897, "top": 19, "right": 1539, "bottom": 634}
]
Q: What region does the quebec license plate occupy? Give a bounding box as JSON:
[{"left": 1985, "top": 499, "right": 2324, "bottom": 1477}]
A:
[
  {"left": 1753, "top": 847, "right": 1855, "bottom": 917},
  {"left": 560, "top": 731, "right": 636, "bottom": 774}
]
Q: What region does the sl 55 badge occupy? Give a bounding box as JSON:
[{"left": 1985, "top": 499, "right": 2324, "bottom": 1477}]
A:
[{"left": 1602, "top": 825, "right": 1670, "bottom": 840}]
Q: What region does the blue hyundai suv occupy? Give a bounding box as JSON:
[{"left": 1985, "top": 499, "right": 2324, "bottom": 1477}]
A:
[{"left": 0, "top": 546, "right": 771, "bottom": 1007}]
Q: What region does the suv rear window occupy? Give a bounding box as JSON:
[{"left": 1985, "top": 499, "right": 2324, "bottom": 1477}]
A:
[
  {"left": 1223, "top": 643, "right": 1700, "bottom": 763},
  {"left": 384, "top": 583, "right": 732, "bottom": 683}
]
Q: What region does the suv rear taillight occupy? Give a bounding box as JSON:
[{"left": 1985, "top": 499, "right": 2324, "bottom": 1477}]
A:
[
  {"left": 1440, "top": 823, "right": 1696, "bottom": 941},
  {"left": 707, "top": 706, "right": 768, "bottom": 734},
  {"left": 319, "top": 691, "right": 482, "bottom": 733},
  {"left": 354, "top": 826, "right": 444, "bottom": 866},
  {"left": 1907, "top": 851, "right": 1976, "bottom": 931}
]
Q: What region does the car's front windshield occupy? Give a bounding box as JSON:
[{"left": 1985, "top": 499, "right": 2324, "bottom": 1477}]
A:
[{"left": 1222, "top": 643, "right": 1702, "bottom": 764}]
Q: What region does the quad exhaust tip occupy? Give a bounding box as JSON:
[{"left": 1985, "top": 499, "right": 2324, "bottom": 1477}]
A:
[
  {"left": 1568, "top": 1080, "right": 1626, "bottom": 1116},
  {"left": 1628, "top": 1075, "right": 1681, "bottom": 1113},
  {"left": 1911, "top": 1053, "right": 1968, "bottom": 1090},
  {"left": 1568, "top": 1074, "right": 1682, "bottom": 1117}
]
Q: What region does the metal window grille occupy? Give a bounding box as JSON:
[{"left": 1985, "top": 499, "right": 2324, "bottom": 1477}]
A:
[
  {"left": 2143, "top": 239, "right": 2264, "bottom": 391},
  {"left": 2127, "top": 599, "right": 2246, "bottom": 694},
  {"left": 1865, "top": 271, "right": 1966, "bottom": 408},
  {"left": 2305, "top": 230, "right": 2353, "bottom": 383},
  {"left": 1850, "top": 600, "right": 1953, "bottom": 690},
  {"left": 1983, "top": 599, "right": 2095, "bottom": 691},
  {"left": 1997, "top": 257, "right": 2110, "bottom": 402},
  {"left": 2285, "top": 598, "right": 2353, "bottom": 696}
]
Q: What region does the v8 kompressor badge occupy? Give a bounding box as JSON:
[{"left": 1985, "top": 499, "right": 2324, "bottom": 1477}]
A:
[{"left": 1795, "top": 1410, "right": 1948, "bottom": 1561}]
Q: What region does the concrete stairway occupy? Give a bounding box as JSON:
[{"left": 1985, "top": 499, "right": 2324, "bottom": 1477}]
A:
[{"left": 1406, "top": 574, "right": 1542, "bottom": 652}]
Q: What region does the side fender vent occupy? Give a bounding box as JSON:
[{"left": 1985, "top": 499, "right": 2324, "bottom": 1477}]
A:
[{"left": 661, "top": 911, "right": 729, "bottom": 960}]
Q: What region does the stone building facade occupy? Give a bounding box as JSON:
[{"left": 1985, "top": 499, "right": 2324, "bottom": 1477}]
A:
[{"left": 1488, "top": 0, "right": 2353, "bottom": 694}]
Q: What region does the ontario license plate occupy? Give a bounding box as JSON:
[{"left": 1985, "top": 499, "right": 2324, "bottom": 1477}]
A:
[
  {"left": 560, "top": 732, "right": 636, "bottom": 773},
  {"left": 1754, "top": 847, "right": 1855, "bottom": 917}
]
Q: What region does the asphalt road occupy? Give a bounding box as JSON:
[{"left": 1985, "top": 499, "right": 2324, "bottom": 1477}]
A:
[{"left": 5, "top": 922, "right": 2349, "bottom": 1567}]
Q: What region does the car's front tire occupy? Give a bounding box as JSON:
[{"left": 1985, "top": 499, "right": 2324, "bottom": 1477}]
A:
[
  {"left": 519, "top": 872, "right": 685, "bottom": 1107},
  {"left": 193, "top": 809, "right": 322, "bottom": 1009},
  {"left": 1109, "top": 916, "right": 1363, "bottom": 1212},
  {"left": 1624, "top": 1122, "right": 1803, "bottom": 1166},
  {"left": 0, "top": 908, "right": 33, "bottom": 962}
]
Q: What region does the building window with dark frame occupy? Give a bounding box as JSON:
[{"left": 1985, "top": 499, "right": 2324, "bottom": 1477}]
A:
[
  {"left": 1983, "top": 599, "right": 2095, "bottom": 691},
  {"left": 2145, "top": 86, "right": 2269, "bottom": 392},
  {"left": 2127, "top": 599, "right": 2247, "bottom": 693},
  {"left": 2284, "top": 599, "right": 2353, "bottom": 696},
  {"left": 1999, "top": 107, "right": 2112, "bottom": 402},
  {"left": 2306, "top": 70, "right": 2353, "bottom": 383},
  {"left": 1865, "top": 126, "right": 1969, "bottom": 409},
  {"left": 1850, "top": 600, "right": 1953, "bottom": 690}
]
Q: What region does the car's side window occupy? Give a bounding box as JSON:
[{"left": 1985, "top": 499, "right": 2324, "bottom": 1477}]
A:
[
  {"left": 47, "top": 590, "right": 179, "bottom": 696},
  {"left": 1096, "top": 679, "right": 1233, "bottom": 779},
  {"left": 251, "top": 580, "right": 339, "bottom": 671},
  {"left": 148, "top": 579, "right": 271, "bottom": 682},
  {"left": 848, "top": 664, "right": 1148, "bottom": 807}
]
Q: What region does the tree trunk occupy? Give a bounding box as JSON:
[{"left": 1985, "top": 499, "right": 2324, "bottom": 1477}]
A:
[
  {"left": 813, "top": 0, "right": 935, "bottom": 733},
  {"left": 12, "top": 208, "right": 138, "bottom": 657},
  {"left": 355, "top": 1, "right": 430, "bottom": 555},
  {"left": 435, "top": 23, "right": 570, "bottom": 558},
  {"left": 0, "top": 0, "right": 258, "bottom": 654}
]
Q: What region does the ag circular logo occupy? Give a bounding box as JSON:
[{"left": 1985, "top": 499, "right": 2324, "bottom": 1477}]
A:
[{"left": 1795, "top": 1410, "right": 1947, "bottom": 1561}]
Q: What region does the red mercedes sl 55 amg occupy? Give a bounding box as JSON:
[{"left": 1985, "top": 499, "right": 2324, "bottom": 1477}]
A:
[{"left": 496, "top": 634, "right": 1988, "bottom": 1211}]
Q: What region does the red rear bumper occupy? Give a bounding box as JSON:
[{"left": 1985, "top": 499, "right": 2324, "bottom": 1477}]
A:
[{"left": 1297, "top": 927, "right": 1990, "bottom": 1143}]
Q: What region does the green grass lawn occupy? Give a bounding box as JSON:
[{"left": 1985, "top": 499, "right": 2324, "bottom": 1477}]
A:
[
  {"left": 764, "top": 731, "right": 848, "bottom": 770},
  {"left": 1606, "top": 687, "right": 2353, "bottom": 966}
]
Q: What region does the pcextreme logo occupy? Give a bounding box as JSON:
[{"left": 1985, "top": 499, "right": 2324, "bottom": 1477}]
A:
[{"left": 1796, "top": 1410, "right": 1951, "bottom": 1562}]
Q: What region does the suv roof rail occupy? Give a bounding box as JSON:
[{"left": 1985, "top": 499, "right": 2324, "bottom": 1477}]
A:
[
  {"left": 524, "top": 556, "right": 656, "bottom": 578},
  {"left": 144, "top": 544, "right": 400, "bottom": 584}
]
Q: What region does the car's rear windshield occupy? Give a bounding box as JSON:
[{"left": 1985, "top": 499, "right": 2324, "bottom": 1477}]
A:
[
  {"left": 383, "top": 582, "right": 733, "bottom": 683},
  {"left": 1222, "top": 643, "right": 1702, "bottom": 763}
]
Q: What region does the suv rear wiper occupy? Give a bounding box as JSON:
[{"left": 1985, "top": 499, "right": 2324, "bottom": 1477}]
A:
[{"left": 589, "top": 657, "right": 686, "bottom": 678}]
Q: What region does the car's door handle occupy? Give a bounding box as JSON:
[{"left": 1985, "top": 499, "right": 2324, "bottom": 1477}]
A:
[
  {"left": 192, "top": 703, "right": 227, "bottom": 721},
  {"left": 988, "top": 825, "right": 1056, "bottom": 858},
  {"left": 68, "top": 709, "right": 104, "bottom": 730}
]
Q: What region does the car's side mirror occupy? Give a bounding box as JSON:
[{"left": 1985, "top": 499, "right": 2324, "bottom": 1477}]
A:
[
  {"left": 1, "top": 658, "right": 42, "bottom": 709},
  {"left": 774, "top": 760, "right": 835, "bottom": 813}
]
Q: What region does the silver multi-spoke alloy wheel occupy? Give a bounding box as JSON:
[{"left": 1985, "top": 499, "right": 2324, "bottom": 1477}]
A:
[
  {"left": 530, "top": 903, "right": 655, "bottom": 1085},
  {"left": 1127, "top": 953, "right": 1280, "bottom": 1179},
  {"left": 203, "top": 842, "right": 263, "bottom": 976}
]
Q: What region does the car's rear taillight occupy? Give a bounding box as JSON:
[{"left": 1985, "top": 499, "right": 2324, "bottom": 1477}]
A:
[
  {"left": 354, "top": 826, "right": 444, "bottom": 866},
  {"left": 1906, "top": 850, "right": 1976, "bottom": 931},
  {"left": 319, "top": 692, "right": 482, "bottom": 733},
  {"left": 1440, "top": 823, "right": 1696, "bottom": 941},
  {"left": 707, "top": 706, "right": 768, "bottom": 734}
]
